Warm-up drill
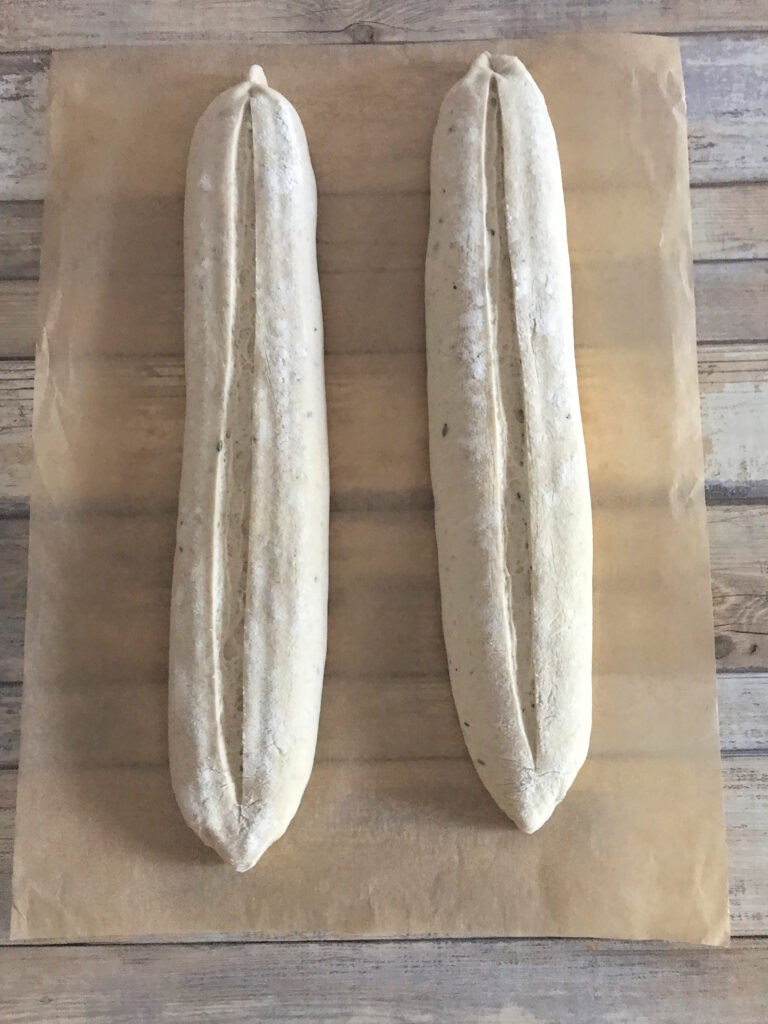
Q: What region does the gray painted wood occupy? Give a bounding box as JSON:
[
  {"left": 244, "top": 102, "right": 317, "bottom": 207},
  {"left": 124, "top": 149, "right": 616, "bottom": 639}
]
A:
[
  {"left": 0, "top": 54, "right": 48, "bottom": 203},
  {"left": 0, "top": 685, "right": 20, "bottom": 768},
  {"left": 692, "top": 184, "right": 768, "bottom": 261},
  {"left": 698, "top": 342, "right": 768, "bottom": 500},
  {"left": 0, "top": 280, "right": 38, "bottom": 358},
  {"left": 0, "top": 521, "right": 26, "bottom": 684},
  {"left": 709, "top": 505, "right": 768, "bottom": 670},
  {"left": 0, "top": 935, "right": 767, "bottom": 1022},
  {"left": 0, "top": 202, "right": 41, "bottom": 279},
  {"left": 1, "top": 1, "right": 767, "bottom": 48},
  {"left": 695, "top": 261, "right": 768, "bottom": 343},
  {"left": 1, "top": 934, "right": 768, "bottom": 1022},
  {"left": 718, "top": 674, "right": 768, "bottom": 753},
  {"left": 681, "top": 34, "right": 768, "bottom": 184}
]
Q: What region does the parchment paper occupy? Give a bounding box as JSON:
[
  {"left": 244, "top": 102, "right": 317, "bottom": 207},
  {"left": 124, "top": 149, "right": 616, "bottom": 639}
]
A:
[{"left": 11, "top": 35, "right": 729, "bottom": 944}]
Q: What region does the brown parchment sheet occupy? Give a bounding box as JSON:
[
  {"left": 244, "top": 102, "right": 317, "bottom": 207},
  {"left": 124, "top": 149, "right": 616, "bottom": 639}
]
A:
[{"left": 11, "top": 35, "right": 729, "bottom": 944}]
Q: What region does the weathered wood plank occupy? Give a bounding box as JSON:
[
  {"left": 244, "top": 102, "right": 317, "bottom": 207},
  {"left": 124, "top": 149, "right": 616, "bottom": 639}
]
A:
[
  {"left": 694, "top": 261, "right": 768, "bottom": 343},
  {"left": 0, "top": 505, "right": 766, "bottom": 684},
  {"left": 2, "top": 929, "right": 768, "bottom": 1024},
  {"left": 1, "top": 36, "right": 768, "bottom": 200},
  {"left": 0, "top": 520, "right": 26, "bottom": 683},
  {"left": 0, "top": 937, "right": 767, "bottom": 1022},
  {"left": 0, "top": 360, "right": 33, "bottom": 518},
  {"left": 0, "top": 202, "right": 41, "bottom": 279},
  {"left": 717, "top": 674, "right": 768, "bottom": 753},
  {"left": 698, "top": 342, "right": 768, "bottom": 500},
  {"left": 1, "top": 340, "right": 765, "bottom": 515},
  {"left": 0, "top": 202, "right": 39, "bottom": 278},
  {"left": 0, "top": 280, "right": 38, "bottom": 358},
  {"left": 0, "top": 672, "right": 764, "bottom": 771},
  {"left": 692, "top": 184, "right": 768, "bottom": 261},
  {"left": 709, "top": 506, "right": 768, "bottom": 671},
  {"left": 0, "top": 685, "right": 20, "bottom": 768},
  {"left": 0, "top": 259, "right": 764, "bottom": 362},
  {"left": 0, "top": 773, "right": 12, "bottom": 936},
  {"left": 4, "top": 184, "right": 767, "bottom": 281},
  {"left": 0, "top": 756, "right": 765, "bottom": 941},
  {"left": 1, "top": 3, "right": 767, "bottom": 51},
  {"left": 725, "top": 757, "right": 768, "bottom": 934},
  {"left": 681, "top": 34, "right": 768, "bottom": 184},
  {"left": 0, "top": 771, "right": 11, "bottom": 936},
  {"left": 0, "top": 55, "right": 48, "bottom": 203}
]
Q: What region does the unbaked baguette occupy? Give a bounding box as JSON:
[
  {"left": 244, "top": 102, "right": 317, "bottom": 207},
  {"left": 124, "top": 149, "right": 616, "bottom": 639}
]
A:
[
  {"left": 169, "top": 66, "right": 329, "bottom": 871},
  {"left": 426, "top": 53, "right": 592, "bottom": 833}
]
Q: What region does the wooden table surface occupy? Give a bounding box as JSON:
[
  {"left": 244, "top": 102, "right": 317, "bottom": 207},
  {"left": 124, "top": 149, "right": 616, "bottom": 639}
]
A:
[{"left": 1, "top": 3, "right": 767, "bottom": 1021}]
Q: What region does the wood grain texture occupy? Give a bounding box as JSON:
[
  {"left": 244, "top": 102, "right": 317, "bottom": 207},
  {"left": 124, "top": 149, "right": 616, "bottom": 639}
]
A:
[
  {"left": 4, "top": 184, "right": 768, "bottom": 281},
  {"left": 718, "top": 674, "right": 768, "bottom": 753},
  {"left": 0, "top": 55, "right": 48, "bottom": 203},
  {"left": 0, "top": 770, "right": 14, "bottom": 936},
  {"left": 725, "top": 757, "right": 768, "bottom": 934},
  {"left": 0, "top": 520, "right": 26, "bottom": 684},
  {"left": 0, "top": 685, "right": 20, "bottom": 768},
  {"left": 0, "top": 505, "right": 766, "bottom": 684},
  {"left": 699, "top": 342, "right": 768, "bottom": 499},
  {"left": 2, "top": 3, "right": 768, "bottom": 50},
  {"left": 695, "top": 261, "right": 768, "bottom": 343},
  {"left": 0, "top": 936, "right": 766, "bottom": 1023},
  {"left": 0, "top": 341, "right": 766, "bottom": 516},
  {"left": 681, "top": 34, "right": 768, "bottom": 184},
  {"left": 692, "top": 184, "right": 768, "bottom": 261},
  {"left": 0, "top": 673, "right": 766, "bottom": 778},
  {"left": 1, "top": 672, "right": 765, "bottom": 771},
  {"left": 1, "top": 35, "right": 768, "bottom": 200},
  {"left": 0, "top": 202, "right": 41, "bottom": 279},
  {"left": 0, "top": 261, "right": 764, "bottom": 361},
  {"left": 0, "top": 281, "right": 38, "bottom": 358},
  {"left": 0, "top": 360, "right": 33, "bottom": 518},
  {"left": 709, "top": 506, "right": 768, "bottom": 671}
]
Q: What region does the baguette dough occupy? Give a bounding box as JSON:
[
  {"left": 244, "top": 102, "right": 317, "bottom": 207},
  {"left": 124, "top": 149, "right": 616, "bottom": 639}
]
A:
[
  {"left": 426, "top": 53, "right": 592, "bottom": 833},
  {"left": 169, "top": 67, "right": 329, "bottom": 871}
]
